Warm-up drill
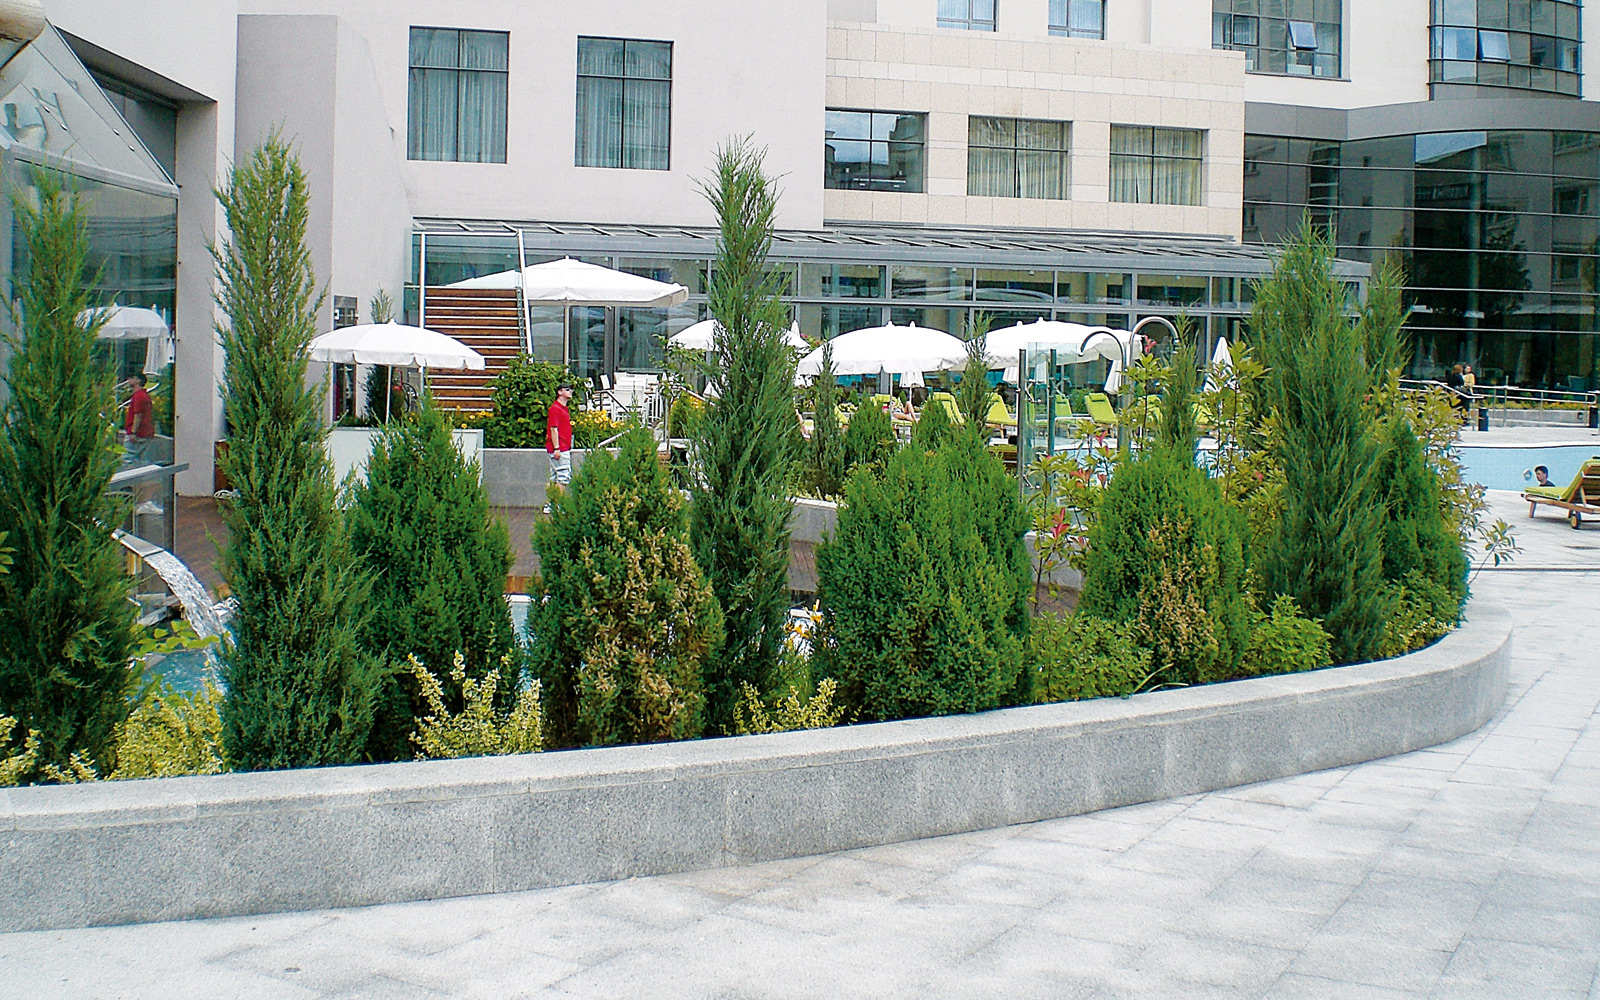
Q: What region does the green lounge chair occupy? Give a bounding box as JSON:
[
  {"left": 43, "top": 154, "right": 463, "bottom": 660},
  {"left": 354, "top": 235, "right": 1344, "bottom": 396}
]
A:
[
  {"left": 1523, "top": 458, "right": 1600, "bottom": 528},
  {"left": 984, "top": 398, "right": 1017, "bottom": 428},
  {"left": 1084, "top": 392, "right": 1116, "bottom": 425},
  {"left": 927, "top": 391, "right": 964, "bottom": 424}
]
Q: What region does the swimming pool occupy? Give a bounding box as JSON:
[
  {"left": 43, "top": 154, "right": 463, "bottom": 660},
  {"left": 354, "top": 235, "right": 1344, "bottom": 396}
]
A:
[{"left": 1454, "top": 443, "right": 1600, "bottom": 492}]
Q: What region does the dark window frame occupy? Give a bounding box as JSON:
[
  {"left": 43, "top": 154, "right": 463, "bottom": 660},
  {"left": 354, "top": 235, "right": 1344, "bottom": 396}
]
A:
[
  {"left": 1212, "top": 1, "right": 1342, "bottom": 78},
  {"left": 825, "top": 108, "right": 929, "bottom": 194},
  {"left": 937, "top": 0, "right": 997, "bottom": 31},
  {"left": 1048, "top": 0, "right": 1106, "bottom": 39},
  {"left": 407, "top": 26, "right": 510, "bottom": 164},
  {"left": 967, "top": 116, "right": 1071, "bottom": 200},
  {"left": 574, "top": 35, "right": 674, "bottom": 171}
]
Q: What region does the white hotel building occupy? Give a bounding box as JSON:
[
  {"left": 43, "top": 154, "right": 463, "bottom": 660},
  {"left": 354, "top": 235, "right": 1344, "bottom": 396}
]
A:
[{"left": 10, "top": 0, "right": 1600, "bottom": 495}]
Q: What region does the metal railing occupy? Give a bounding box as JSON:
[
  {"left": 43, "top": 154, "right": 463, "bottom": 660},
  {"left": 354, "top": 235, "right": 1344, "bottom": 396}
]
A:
[{"left": 1400, "top": 379, "right": 1600, "bottom": 430}]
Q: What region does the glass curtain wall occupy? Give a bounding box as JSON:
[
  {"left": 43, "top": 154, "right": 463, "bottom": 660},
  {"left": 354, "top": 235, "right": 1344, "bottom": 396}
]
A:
[
  {"left": 1244, "top": 129, "right": 1600, "bottom": 387},
  {"left": 1429, "top": 0, "right": 1581, "bottom": 96}
]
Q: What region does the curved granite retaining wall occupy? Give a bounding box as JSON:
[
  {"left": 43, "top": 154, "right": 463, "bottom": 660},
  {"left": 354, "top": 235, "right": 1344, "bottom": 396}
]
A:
[{"left": 0, "top": 600, "right": 1511, "bottom": 932}]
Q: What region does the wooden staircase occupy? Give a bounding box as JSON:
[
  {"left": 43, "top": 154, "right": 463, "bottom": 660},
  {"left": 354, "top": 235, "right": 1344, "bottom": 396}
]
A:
[{"left": 421, "top": 286, "right": 523, "bottom": 413}]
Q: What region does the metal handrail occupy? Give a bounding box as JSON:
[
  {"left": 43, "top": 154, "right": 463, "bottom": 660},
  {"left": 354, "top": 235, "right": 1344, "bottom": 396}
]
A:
[{"left": 1399, "top": 378, "right": 1597, "bottom": 408}]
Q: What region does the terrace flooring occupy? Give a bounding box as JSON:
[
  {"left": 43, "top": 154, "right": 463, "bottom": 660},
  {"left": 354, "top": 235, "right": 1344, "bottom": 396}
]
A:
[{"left": 9, "top": 456, "right": 1597, "bottom": 998}]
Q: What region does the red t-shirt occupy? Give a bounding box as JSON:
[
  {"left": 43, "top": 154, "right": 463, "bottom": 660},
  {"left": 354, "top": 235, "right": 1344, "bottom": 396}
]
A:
[
  {"left": 547, "top": 399, "right": 572, "bottom": 453},
  {"left": 124, "top": 386, "right": 154, "bottom": 439}
]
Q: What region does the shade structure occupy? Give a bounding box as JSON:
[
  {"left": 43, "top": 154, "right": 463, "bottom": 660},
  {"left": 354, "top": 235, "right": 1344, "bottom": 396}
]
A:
[
  {"left": 669, "top": 319, "right": 807, "bottom": 351},
  {"left": 447, "top": 269, "right": 521, "bottom": 290},
  {"left": 795, "top": 322, "right": 967, "bottom": 381},
  {"left": 521, "top": 257, "right": 688, "bottom": 307},
  {"left": 79, "top": 306, "right": 173, "bottom": 375},
  {"left": 306, "top": 322, "right": 485, "bottom": 370},
  {"left": 982, "top": 319, "right": 1136, "bottom": 367},
  {"left": 1202, "top": 336, "right": 1233, "bottom": 393}
]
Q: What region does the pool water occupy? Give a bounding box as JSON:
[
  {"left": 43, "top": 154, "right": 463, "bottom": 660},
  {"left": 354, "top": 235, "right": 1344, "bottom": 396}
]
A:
[{"left": 1454, "top": 443, "right": 1600, "bottom": 492}]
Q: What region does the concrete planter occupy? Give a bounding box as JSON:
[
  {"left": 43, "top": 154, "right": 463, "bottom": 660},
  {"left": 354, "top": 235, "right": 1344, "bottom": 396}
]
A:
[
  {"left": 481, "top": 448, "right": 601, "bottom": 508},
  {"left": 327, "top": 426, "right": 484, "bottom": 484},
  {"left": 0, "top": 600, "right": 1509, "bottom": 932}
]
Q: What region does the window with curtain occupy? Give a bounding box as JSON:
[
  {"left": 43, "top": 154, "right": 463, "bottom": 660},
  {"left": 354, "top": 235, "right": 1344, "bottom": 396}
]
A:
[
  {"left": 575, "top": 37, "right": 672, "bottom": 170},
  {"left": 825, "top": 110, "right": 927, "bottom": 192},
  {"left": 1212, "top": 0, "right": 1342, "bottom": 77},
  {"left": 1109, "top": 126, "right": 1203, "bottom": 205},
  {"left": 1049, "top": 0, "right": 1105, "bottom": 39},
  {"left": 937, "top": 0, "right": 997, "bottom": 30},
  {"left": 407, "top": 28, "right": 508, "bottom": 163},
  {"left": 968, "top": 117, "right": 1069, "bottom": 200}
]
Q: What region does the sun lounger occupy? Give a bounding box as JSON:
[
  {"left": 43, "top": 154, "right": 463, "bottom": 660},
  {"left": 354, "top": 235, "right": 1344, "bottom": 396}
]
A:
[
  {"left": 1523, "top": 458, "right": 1600, "bottom": 528},
  {"left": 1084, "top": 392, "right": 1116, "bottom": 426},
  {"left": 926, "top": 391, "right": 964, "bottom": 424}
]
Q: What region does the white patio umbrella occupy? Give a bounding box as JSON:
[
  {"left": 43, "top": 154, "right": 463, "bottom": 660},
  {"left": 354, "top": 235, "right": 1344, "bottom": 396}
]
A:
[
  {"left": 982, "top": 319, "right": 1134, "bottom": 367},
  {"left": 307, "top": 322, "right": 485, "bottom": 422},
  {"left": 1202, "top": 336, "right": 1234, "bottom": 393},
  {"left": 521, "top": 258, "right": 689, "bottom": 307},
  {"left": 669, "top": 319, "right": 807, "bottom": 351},
  {"left": 795, "top": 322, "right": 967, "bottom": 382},
  {"left": 447, "top": 269, "right": 521, "bottom": 289},
  {"left": 79, "top": 305, "right": 173, "bottom": 374}
]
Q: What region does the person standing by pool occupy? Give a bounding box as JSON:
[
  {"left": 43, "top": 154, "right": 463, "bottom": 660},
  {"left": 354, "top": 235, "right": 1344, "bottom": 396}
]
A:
[
  {"left": 1464, "top": 365, "right": 1477, "bottom": 394},
  {"left": 544, "top": 382, "right": 574, "bottom": 514},
  {"left": 1446, "top": 364, "right": 1468, "bottom": 419},
  {"left": 121, "top": 372, "right": 155, "bottom": 466}
]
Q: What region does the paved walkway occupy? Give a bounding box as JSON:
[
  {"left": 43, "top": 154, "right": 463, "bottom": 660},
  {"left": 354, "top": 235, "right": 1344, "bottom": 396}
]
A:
[{"left": 5, "top": 551, "right": 1598, "bottom": 998}]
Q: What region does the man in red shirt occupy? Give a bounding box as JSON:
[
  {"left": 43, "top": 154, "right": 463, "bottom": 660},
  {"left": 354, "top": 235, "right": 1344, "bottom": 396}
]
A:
[
  {"left": 122, "top": 373, "right": 156, "bottom": 466},
  {"left": 544, "top": 382, "right": 574, "bottom": 513}
]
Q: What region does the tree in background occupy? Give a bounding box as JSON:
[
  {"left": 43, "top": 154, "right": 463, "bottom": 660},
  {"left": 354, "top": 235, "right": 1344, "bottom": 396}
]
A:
[
  {"left": 955, "top": 312, "right": 995, "bottom": 427},
  {"left": 483, "top": 355, "right": 575, "bottom": 448},
  {"left": 0, "top": 172, "right": 138, "bottom": 777},
  {"left": 212, "top": 134, "right": 380, "bottom": 770},
  {"left": 533, "top": 429, "right": 721, "bottom": 747},
  {"left": 690, "top": 139, "right": 797, "bottom": 732},
  {"left": 806, "top": 339, "right": 847, "bottom": 498},
  {"left": 347, "top": 401, "right": 517, "bottom": 760},
  {"left": 1251, "top": 221, "right": 1391, "bottom": 664},
  {"left": 843, "top": 397, "right": 895, "bottom": 476}
]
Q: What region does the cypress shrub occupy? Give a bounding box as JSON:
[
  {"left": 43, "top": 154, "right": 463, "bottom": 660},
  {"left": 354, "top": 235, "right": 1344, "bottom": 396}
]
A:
[
  {"left": 1373, "top": 415, "right": 1467, "bottom": 620},
  {"left": 911, "top": 397, "right": 955, "bottom": 450},
  {"left": 814, "top": 435, "right": 1030, "bottom": 721},
  {"left": 347, "top": 401, "right": 517, "bottom": 760},
  {"left": 954, "top": 313, "right": 994, "bottom": 427},
  {"left": 1078, "top": 446, "right": 1251, "bottom": 687},
  {"left": 0, "top": 172, "right": 138, "bottom": 777},
  {"left": 532, "top": 429, "right": 722, "bottom": 747},
  {"left": 691, "top": 139, "right": 796, "bottom": 732},
  {"left": 843, "top": 398, "right": 895, "bottom": 475},
  {"left": 807, "top": 340, "right": 846, "bottom": 498},
  {"left": 1252, "top": 222, "right": 1391, "bottom": 664},
  {"left": 213, "top": 134, "right": 380, "bottom": 769}
]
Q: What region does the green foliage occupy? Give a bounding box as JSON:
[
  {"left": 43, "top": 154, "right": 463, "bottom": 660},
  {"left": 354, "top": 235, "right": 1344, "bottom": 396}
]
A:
[
  {"left": 369, "top": 288, "right": 395, "bottom": 324},
  {"left": 409, "top": 652, "right": 542, "bottom": 759},
  {"left": 110, "top": 678, "right": 228, "bottom": 780},
  {"left": 211, "top": 133, "right": 380, "bottom": 770},
  {"left": 668, "top": 393, "right": 706, "bottom": 441},
  {"left": 807, "top": 341, "right": 847, "bottom": 499},
  {"left": 1078, "top": 447, "right": 1251, "bottom": 687},
  {"left": 533, "top": 429, "right": 723, "bottom": 747},
  {"left": 843, "top": 398, "right": 895, "bottom": 475},
  {"left": 690, "top": 138, "right": 796, "bottom": 733},
  {"left": 0, "top": 530, "right": 11, "bottom": 574},
  {"left": 1356, "top": 252, "right": 1408, "bottom": 385},
  {"left": 733, "top": 678, "right": 849, "bottom": 735},
  {"left": 955, "top": 312, "right": 995, "bottom": 426},
  {"left": 484, "top": 356, "right": 577, "bottom": 449},
  {"left": 0, "top": 716, "right": 38, "bottom": 785},
  {"left": 1240, "top": 595, "right": 1332, "bottom": 677},
  {"left": 815, "top": 433, "right": 1031, "bottom": 721},
  {"left": 347, "top": 401, "right": 517, "bottom": 760},
  {"left": 1251, "top": 220, "right": 1392, "bottom": 665},
  {"left": 0, "top": 171, "right": 138, "bottom": 779},
  {"left": 911, "top": 398, "right": 955, "bottom": 450},
  {"left": 1373, "top": 413, "right": 1467, "bottom": 619},
  {"left": 1030, "top": 614, "right": 1152, "bottom": 702},
  {"left": 1156, "top": 337, "right": 1200, "bottom": 454},
  {"left": 573, "top": 408, "right": 629, "bottom": 449},
  {"left": 1379, "top": 571, "right": 1457, "bottom": 658}
]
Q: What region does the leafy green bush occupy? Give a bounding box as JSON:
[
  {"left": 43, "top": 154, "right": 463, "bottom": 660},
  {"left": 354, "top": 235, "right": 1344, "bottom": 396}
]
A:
[
  {"left": 111, "top": 679, "right": 228, "bottom": 780},
  {"left": 733, "top": 678, "right": 849, "bottom": 735},
  {"left": 1240, "top": 595, "right": 1332, "bottom": 677},
  {"left": 0, "top": 171, "right": 139, "bottom": 780},
  {"left": 1030, "top": 614, "right": 1152, "bottom": 702},
  {"left": 814, "top": 433, "right": 1031, "bottom": 721},
  {"left": 668, "top": 393, "right": 706, "bottom": 440},
  {"left": 1378, "top": 570, "right": 1457, "bottom": 658},
  {"left": 484, "top": 356, "right": 578, "bottom": 449},
  {"left": 1079, "top": 446, "right": 1251, "bottom": 687},
  {"left": 408, "top": 652, "right": 541, "bottom": 759},
  {"left": 347, "top": 402, "right": 518, "bottom": 761},
  {"left": 843, "top": 399, "right": 895, "bottom": 476},
  {"left": 533, "top": 429, "right": 723, "bottom": 747}
]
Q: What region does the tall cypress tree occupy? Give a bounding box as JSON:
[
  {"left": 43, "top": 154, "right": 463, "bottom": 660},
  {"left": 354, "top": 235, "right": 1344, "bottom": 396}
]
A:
[
  {"left": 347, "top": 400, "right": 517, "bottom": 760},
  {"left": 0, "top": 172, "right": 138, "bottom": 777},
  {"left": 213, "top": 134, "right": 380, "bottom": 769},
  {"left": 691, "top": 139, "right": 796, "bottom": 733},
  {"left": 1252, "top": 221, "right": 1392, "bottom": 664},
  {"left": 808, "top": 339, "right": 846, "bottom": 498}
]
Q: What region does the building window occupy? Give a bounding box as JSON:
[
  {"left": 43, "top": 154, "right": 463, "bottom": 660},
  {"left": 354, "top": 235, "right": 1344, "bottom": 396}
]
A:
[
  {"left": 1049, "top": 0, "right": 1105, "bottom": 38},
  {"left": 407, "top": 28, "right": 508, "bottom": 163},
  {"left": 1429, "top": 0, "right": 1581, "bottom": 96},
  {"left": 937, "top": 0, "right": 996, "bottom": 30},
  {"left": 825, "top": 110, "right": 927, "bottom": 193},
  {"left": 968, "top": 117, "right": 1069, "bottom": 199},
  {"left": 575, "top": 37, "right": 672, "bottom": 170},
  {"left": 1212, "top": 1, "right": 1342, "bottom": 77},
  {"left": 1109, "top": 126, "right": 1203, "bottom": 205}
]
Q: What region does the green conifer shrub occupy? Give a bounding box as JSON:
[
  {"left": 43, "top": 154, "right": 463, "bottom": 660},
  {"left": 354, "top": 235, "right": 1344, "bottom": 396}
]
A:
[
  {"left": 691, "top": 139, "right": 796, "bottom": 732},
  {"left": 347, "top": 401, "right": 517, "bottom": 760},
  {"left": 843, "top": 398, "right": 895, "bottom": 475},
  {"left": 533, "top": 429, "right": 723, "bottom": 747},
  {"left": 1373, "top": 414, "right": 1467, "bottom": 623},
  {"left": 814, "top": 435, "right": 1030, "bottom": 721},
  {"left": 212, "top": 134, "right": 380, "bottom": 770},
  {"left": 911, "top": 397, "right": 955, "bottom": 450},
  {"left": 1078, "top": 447, "right": 1251, "bottom": 686},
  {"left": 1030, "top": 614, "right": 1152, "bottom": 702},
  {"left": 807, "top": 340, "right": 847, "bottom": 498},
  {"left": 0, "top": 172, "right": 138, "bottom": 778},
  {"left": 1251, "top": 221, "right": 1391, "bottom": 665},
  {"left": 955, "top": 313, "right": 995, "bottom": 427}
]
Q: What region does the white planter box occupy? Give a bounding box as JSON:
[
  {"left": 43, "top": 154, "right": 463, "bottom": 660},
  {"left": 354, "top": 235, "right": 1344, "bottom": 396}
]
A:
[{"left": 327, "top": 426, "right": 484, "bottom": 484}]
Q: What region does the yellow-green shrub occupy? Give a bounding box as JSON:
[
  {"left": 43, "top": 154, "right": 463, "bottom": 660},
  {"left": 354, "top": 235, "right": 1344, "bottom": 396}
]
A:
[
  {"left": 409, "top": 652, "right": 542, "bottom": 760},
  {"left": 111, "top": 680, "right": 228, "bottom": 780},
  {"left": 1239, "top": 595, "right": 1333, "bottom": 677},
  {"left": 733, "top": 679, "right": 848, "bottom": 735}
]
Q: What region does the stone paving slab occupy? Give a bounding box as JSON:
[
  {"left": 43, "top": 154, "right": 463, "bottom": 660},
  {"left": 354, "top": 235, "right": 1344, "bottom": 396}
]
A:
[{"left": 1, "top": 569, "right": 1596, "bottom": 998}]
